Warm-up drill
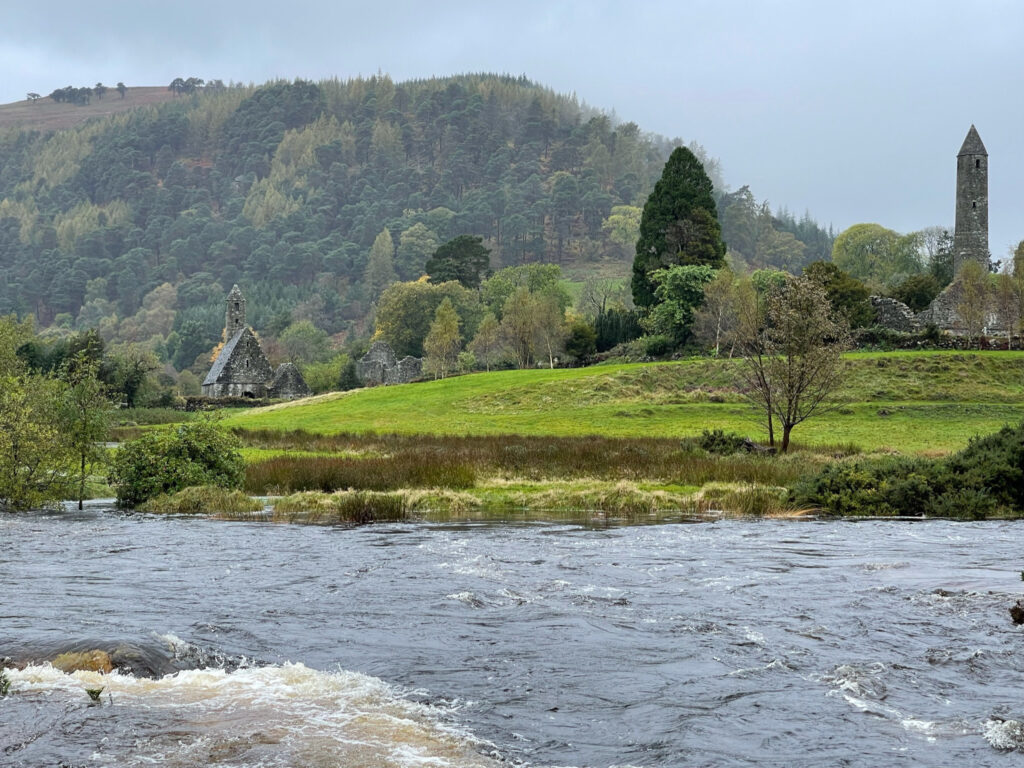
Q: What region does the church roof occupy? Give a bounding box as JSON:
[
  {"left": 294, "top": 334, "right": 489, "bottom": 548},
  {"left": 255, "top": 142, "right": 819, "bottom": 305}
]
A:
[
  {"left": 957, "top": 125, "right": 987, "bottom": 157},
  {"left": 203, "top": 328, "right": 248, "bottom": 386}
]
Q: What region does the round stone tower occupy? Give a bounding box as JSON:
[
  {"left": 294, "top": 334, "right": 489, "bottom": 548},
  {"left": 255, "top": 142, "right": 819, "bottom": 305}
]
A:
[
  {"left": 225, "top": 284, "right": 246, "bottom": 337},
  {"left": 953, "top": 125, "right": 988, "bottom": 275}
]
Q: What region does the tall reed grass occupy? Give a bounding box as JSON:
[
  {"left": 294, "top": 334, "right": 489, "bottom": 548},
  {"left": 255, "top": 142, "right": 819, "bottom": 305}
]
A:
[{"left": 239, "top": 429, "right": 818, "bottom": 494}]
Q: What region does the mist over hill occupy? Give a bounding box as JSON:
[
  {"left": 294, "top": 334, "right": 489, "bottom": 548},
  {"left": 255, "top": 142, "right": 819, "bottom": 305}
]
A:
[{"left": 0, "top": 74, "right": 832, "bottom": 370}]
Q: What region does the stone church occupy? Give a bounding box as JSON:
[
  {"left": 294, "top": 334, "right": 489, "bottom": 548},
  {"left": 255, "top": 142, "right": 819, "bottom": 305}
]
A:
[{"left": 202, "top": 285, "right": 311, "bottom": 399}]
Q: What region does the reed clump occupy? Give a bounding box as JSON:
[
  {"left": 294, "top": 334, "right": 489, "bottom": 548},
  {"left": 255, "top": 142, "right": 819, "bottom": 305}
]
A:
[
  {"left": 139, "top": 486, "right": 264, "bottom": 515},
  {"left": 694, "top": 482, "right": 797, "bottom": 517},
  {"left": 271, "top": 490, "right": 407, "bottom": 524}
]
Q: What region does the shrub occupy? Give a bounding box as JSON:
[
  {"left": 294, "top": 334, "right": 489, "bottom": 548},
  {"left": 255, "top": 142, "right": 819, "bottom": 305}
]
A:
[
  {"left": 642, "top": 334, "right": 674, "bottom": 357},
  {"left": 109, "top": 420, "right": 245, "bottom": 508},
  {"left": 792, "top": 422, "right": 1024, "bottom": 518},
  {"left": 697, "top": 429, "right": 748, "bottom": 456}
]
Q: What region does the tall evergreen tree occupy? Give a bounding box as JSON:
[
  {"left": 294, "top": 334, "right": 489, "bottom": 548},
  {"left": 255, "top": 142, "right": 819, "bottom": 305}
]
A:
[{"left": 632, "top": 146, "right": 725, "bottom": 308}]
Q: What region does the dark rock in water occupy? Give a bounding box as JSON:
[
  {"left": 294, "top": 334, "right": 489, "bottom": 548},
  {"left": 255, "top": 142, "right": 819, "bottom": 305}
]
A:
[{"left": 1011, "top": 601, "right": 1024, "bottom": 625}]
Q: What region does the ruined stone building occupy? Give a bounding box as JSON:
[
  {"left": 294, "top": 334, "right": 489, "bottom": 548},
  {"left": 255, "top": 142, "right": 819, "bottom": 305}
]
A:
[
  {"left": 356, "top": 341, "right": 422, "bottom": 386},
  {"left": 202, "top": 285, "right": 311, "bottom": 399}
]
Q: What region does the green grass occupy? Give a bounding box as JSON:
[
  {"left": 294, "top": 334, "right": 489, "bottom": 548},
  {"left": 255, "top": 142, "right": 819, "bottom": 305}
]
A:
[{"left": 224, "top": 352, "right": 1024, "bottom": 454}]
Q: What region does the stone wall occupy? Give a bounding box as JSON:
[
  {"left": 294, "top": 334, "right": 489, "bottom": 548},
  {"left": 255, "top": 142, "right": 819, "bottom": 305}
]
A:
[
  {"left": 870, "top": 296, "right": 920, "bottom": 333},
  {"left": 356, "top": 341, "right": 422, "bottom": 386},
  {"left": 269, "top": 362, "right": 311, "bottom": 399}
]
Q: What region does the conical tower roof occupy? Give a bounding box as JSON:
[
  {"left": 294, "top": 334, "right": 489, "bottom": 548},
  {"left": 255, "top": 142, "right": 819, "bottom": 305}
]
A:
[
  {"left": 227, "top": 283, "right": 244, "bottom": 298},
  {"left": 957, "top": 125, "right": 987, "bottom": 157}
]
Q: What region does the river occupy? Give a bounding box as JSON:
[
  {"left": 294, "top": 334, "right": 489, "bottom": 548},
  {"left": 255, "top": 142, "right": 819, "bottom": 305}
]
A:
[{"left": 1, "top": 503, "right": 1022, "bottom": 766}]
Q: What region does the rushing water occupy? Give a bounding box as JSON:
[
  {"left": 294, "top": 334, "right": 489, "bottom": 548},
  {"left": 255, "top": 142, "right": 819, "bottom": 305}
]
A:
[{"left": 1, "top": 503, "right": 1023, "bottom": 767}]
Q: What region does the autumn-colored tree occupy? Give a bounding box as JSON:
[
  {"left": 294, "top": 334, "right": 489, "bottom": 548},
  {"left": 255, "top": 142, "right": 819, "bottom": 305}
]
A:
[
  {"left": 423, "top": 298, "right": 463, "bottom": 379},
  {"left": 499, "top": 287, "right": 538, "bottom": 368},
  {"left": 993, "top": 273, "right": 1019, "bottom": 349},
  {"left": 469, "top": 312, "right": 502, "bottom": 371}
]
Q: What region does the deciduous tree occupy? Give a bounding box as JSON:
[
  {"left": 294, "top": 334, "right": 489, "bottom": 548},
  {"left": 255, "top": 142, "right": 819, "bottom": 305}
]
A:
[
  {"left": 469, "top": 312, "right": 502, "bottom": 371},
  {"left": 957, "top": 260, "right": 989, "bottom": 346},
  {"left": 423, "top": 298, "right": 462, "bottom": 378},
  {"left": 736, "top": 274, "right": 850, "bottom": 452},
  {"left": 59, "top": 351, "right": 111, "bottom": 510}
]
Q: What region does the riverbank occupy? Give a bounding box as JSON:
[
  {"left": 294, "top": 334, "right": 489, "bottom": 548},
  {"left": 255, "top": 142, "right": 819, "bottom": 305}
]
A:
[{"left": 92, "top": 351, "right": 1024, "bottom": 520}]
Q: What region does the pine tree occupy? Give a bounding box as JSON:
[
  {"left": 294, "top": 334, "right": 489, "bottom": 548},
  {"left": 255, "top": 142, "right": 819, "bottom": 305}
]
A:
[{"left": 632, "top": 146, "right": 725, "bottom": 308}]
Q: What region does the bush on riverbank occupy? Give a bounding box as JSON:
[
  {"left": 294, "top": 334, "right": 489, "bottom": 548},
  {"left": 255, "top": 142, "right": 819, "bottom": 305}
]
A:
[
  {"left": 792, "top": 422, "right": 1024, "bottom": 518},
  {"left": 109, "top": 420, "right": 245, "bottom": 508},
  {"left": 139, "top": 486, "right": 263, "bottom": 515}
]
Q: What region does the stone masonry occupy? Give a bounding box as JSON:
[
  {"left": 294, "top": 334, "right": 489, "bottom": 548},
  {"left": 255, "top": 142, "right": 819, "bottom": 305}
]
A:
[
  {"left": 202, "top": 285, "right": 311, "bottom": 399},
  {"left": 356, "top": 341, "right": 422, "bottom": 386}
]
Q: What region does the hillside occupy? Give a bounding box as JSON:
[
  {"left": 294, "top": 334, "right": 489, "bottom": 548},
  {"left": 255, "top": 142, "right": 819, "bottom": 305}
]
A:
[
  {"left": 0, "top": 74, "right": 834, "bottom": 375},
  {"left": 0, "top": 87, "right": 180, "bottom": 133},
  {"left": 223, "top": 351, "right": 1024, "bottom": 454}
]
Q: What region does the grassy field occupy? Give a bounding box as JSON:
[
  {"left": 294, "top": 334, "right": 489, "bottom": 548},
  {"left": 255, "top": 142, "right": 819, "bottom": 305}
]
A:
[{"left": 224, "top": 351, "right": 1024, "bottom": 454}]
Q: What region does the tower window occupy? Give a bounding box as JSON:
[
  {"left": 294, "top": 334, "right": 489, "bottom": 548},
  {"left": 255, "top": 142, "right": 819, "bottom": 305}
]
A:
[
  {"left": 973, "top": 201, "right": 977, "bottom": 209},
  {"left": 976, "top": 159, "right": 981, "bottom": 169},
  {"left": 234, "top": 302, "right": 239, "bottom": 311}
]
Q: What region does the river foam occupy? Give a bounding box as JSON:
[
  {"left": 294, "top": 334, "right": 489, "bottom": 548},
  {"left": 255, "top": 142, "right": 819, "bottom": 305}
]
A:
[{"left": 4, "top": 661, "right": 500, "bottom": 767}]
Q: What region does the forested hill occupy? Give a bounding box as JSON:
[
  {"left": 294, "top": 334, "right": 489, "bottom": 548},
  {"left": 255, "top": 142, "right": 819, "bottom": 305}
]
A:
[{"left": 0, "top": 74, "right": 832, "bottom": 369}]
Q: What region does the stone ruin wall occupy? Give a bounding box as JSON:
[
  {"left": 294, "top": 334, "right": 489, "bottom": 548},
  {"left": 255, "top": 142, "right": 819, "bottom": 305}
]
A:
[{"left": 356, "top": 341, "right": 422, "bottom": 386}]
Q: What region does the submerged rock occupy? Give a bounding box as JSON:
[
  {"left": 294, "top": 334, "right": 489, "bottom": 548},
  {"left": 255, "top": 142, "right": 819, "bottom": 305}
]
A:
[
  {"left": 1010, "top": 600, "right": 1024, "bottom": 625},
  {"left": 51, "top": 650, "right": 113, "bottom": 674}
]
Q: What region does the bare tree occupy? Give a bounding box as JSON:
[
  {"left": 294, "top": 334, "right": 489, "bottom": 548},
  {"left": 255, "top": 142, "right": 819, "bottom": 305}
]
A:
[
  {"left": 576, "top": 276, "right": 631, "bottom": 317},
  {"left": 735, "top": 274, "right": 850, "bottom": 452}
]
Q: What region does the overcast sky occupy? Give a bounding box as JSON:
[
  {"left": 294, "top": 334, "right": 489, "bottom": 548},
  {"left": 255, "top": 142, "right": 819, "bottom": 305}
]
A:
[{"left": 2, "top": 0, "right": 1022, "bottom": 257}]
